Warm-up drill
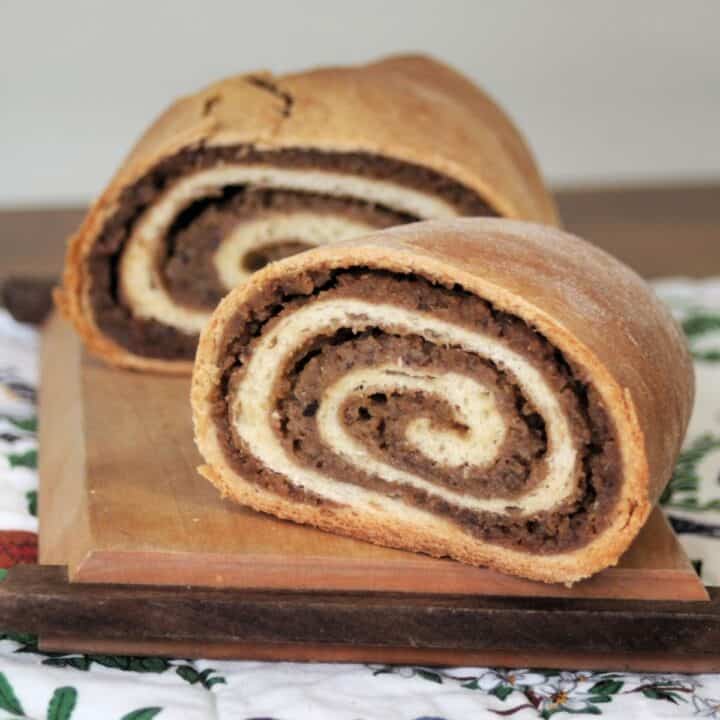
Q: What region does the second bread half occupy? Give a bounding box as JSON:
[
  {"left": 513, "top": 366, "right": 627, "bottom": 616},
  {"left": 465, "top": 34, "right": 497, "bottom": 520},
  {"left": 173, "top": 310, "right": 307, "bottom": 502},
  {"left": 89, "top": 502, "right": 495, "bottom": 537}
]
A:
[{"left": 57, "top": 54, "right": 557, "bottom": 373}]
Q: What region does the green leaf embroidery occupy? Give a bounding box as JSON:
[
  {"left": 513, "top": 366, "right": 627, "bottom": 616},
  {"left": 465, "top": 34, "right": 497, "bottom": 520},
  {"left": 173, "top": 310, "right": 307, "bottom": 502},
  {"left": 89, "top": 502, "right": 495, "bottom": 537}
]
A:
[
  {"left": 0, "top": 671, "right": 24, "bottom": 715},
  {"left": 682, "top": 312, "right": 720, "bottom": 338},
  {"left": 56, "top": 654, "right": 172, "bottom": 673},
  {"left": 587, "top": 694, "right": 612, "bottom": 703},
  {"left": 589, "top": 679, "right": 623, "bottom": 696},
  {"left": 127, "top": 657, "right": 172, "bottom": 674},
  {"left": 415, "top": 669, "right": 443, "bottom": 684},
  {"left": 34, "top": 645, "right": 221, "bottom": 684},
  {"left": 0, "top": 415, "right": 37, "bottom": 433},
  {"left": 8, "top": 449, "right": 37, "bottom": 469},
  {"left": 681, "top": 311, "right": 720, "bottom": 362},
  {"left": 46, "top": 686, "right": 77, "bottom": 720},
  {"left": 661, "top": 434, "right": 720, "bottom": 511},
  {"left": 565, "top": 707, "right": 601, "bottom": 715},
  {"left": 0, "top": 631, "right": 37, "bottom": 648},
  {"left": 371, "top": 666, "right": 394, "bottom": 677},
  {"left": 492, "top": 684, "right": 514, "bottom": 701},
  {"left": 119, "top": 709, "right": 163, "bottom": 720},
  {"left": 203, "top": 675, "right": 226, "bottom": 689},
  {"left": 641, "top": 687, "right": 685, "bottom": 704},
  {"left": 694, "top": 349, "right": 720, "bottom": 361},
  {"left": 175, "top": 665, "right": 226, "bottom": 689},
  {"left": 175, "top": 665, "right": 200, "bottom": 684},
  {"left": 0, "top": 569, "right": 7, "bottom": 582},
  {"left": 199, "top": 668, "right": 226, "bottom": 688},
  {"left": 540, "top": 706, "right": 602, "bottom": 718},
  {"left": 26, "top": 490, "right": 37, "bottom": 517},
  {"left": 44, "top": 656, "right": 92, "bottom": 671}
]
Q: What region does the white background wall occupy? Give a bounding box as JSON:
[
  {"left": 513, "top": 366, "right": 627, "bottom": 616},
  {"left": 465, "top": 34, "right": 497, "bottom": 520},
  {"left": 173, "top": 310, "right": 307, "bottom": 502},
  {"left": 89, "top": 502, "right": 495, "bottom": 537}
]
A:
[{"left": 1, "top": 0, "right": 718, "bottom": 206}]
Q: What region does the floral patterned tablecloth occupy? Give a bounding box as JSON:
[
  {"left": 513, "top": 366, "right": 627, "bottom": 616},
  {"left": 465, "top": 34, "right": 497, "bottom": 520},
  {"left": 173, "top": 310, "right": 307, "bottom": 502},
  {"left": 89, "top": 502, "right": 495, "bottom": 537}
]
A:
[{"left": 1, "top": 278, "right": 719, "bottom": 720}]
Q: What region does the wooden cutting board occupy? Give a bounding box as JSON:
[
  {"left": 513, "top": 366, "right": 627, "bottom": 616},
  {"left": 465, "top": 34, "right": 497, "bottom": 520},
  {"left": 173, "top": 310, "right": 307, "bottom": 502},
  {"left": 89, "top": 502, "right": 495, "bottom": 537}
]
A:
[
  {"left": 21, "top": 313, "right": 720, "bottom": 671},
  {"left": 1, "top": 195, "right": 717, "bottom": 671},
  {"left": 38, "top": 313, "right": 707, "bottom": 602}
]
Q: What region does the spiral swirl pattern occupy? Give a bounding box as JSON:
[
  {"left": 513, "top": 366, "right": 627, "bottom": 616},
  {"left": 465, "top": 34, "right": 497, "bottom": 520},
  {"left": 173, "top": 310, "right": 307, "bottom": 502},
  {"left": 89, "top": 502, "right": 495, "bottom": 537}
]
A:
[
  {"left": 119, "top": 165, "right": 462, "bottom": 335},
  {"left": 231, "top": 297, "right": 580, "bottom": 518},
  {"left": 195, "top": 257, "right": 624, "bottom": 574}
]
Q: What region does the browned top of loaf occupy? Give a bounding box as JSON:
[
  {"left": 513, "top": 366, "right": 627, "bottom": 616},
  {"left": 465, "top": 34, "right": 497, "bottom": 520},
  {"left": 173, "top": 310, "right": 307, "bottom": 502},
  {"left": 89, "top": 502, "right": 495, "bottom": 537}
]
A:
[{"left": 118, "top": 54, "right": 557, "bottom": 224}]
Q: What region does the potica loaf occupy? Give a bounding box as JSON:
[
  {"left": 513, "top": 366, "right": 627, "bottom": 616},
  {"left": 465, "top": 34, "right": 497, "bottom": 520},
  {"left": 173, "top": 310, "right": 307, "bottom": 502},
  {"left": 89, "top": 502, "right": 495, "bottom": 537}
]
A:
[
  {"left": 56, "top": 54, "right": 557, "bottom": 373},
  {"left": 192, "top": 219, "right": 693, "bottom": 584}
]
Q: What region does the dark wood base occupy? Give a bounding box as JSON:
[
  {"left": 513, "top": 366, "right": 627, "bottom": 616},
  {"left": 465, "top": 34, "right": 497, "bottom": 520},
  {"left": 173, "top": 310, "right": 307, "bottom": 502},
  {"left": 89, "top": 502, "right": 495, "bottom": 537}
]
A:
[{"left": 0, "top": 565, "right": 718, "bottom": 671}]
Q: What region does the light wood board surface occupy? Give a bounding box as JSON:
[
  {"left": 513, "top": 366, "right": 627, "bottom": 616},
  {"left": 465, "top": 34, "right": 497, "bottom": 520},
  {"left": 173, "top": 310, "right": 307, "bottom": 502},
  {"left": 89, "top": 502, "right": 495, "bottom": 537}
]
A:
[{"left": 39, "top": 313, "right": 707, "bottom": 601}]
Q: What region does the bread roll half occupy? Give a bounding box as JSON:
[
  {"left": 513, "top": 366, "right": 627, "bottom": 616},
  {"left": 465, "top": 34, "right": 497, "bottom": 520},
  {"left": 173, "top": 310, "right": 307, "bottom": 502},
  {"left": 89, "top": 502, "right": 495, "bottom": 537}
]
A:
[{"left": 57, "top": 55, "right": 557, "bottom": 372}]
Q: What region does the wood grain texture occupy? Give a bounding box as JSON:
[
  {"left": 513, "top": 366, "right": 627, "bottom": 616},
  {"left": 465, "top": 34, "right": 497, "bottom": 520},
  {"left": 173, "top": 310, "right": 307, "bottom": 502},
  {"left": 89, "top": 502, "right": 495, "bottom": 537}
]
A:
[
  {"left": 38, "top": 309, "right": 90, "bottom": 568},
  {"left": 39, "top": 313, "right": 707, "bottom": 600},
  {"left": 0, "top": 565, "right": 717, "bottom": 671},
  {"left": 38, "top": 636, "right": 720, "bottom": 674}
]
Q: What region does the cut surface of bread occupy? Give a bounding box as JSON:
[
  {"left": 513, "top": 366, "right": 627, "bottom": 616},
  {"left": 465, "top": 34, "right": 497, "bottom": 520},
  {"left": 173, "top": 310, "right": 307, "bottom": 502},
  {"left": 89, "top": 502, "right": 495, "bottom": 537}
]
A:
[{"left": 191, "top": 219, "right": 694, "bottom": 584}]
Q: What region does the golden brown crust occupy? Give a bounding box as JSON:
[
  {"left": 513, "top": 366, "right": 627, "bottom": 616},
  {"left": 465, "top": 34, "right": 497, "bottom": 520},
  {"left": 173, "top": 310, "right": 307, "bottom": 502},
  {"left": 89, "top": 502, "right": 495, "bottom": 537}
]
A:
[
  {"left": 191, "top": 219, "right": 694, "bottom": 583},
  {"left": 57, "top": 53, "right": 557, "bottom": 373}
]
